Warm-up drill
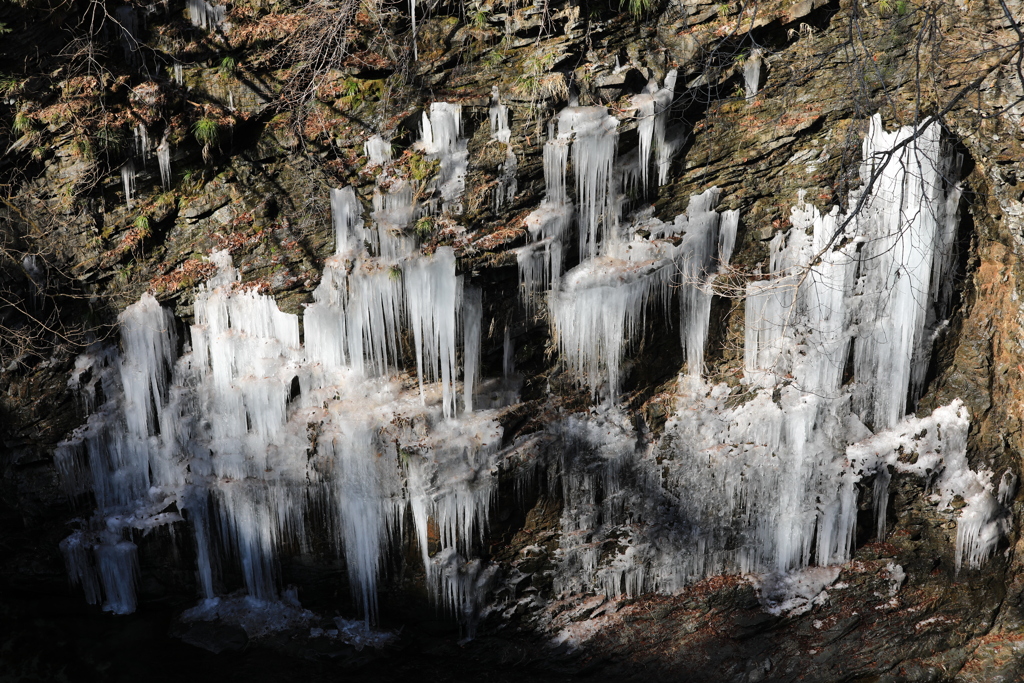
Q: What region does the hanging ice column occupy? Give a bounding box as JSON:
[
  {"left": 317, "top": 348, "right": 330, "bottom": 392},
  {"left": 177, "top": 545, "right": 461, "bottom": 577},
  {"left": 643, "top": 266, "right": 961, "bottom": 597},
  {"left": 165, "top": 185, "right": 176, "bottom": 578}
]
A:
[
  {"left": 550, "top": 120, "right": 992, "bottom": 594},
  {"left": 404, "top": 248, "right": 462, "bottom": 417},
  {"left": 744, "top": 50, "right": 762, "bottom": 100},
  {"left": 745, "top": 115, "right": 961, "bottom": 427},
  {"left": 364, "top": 134, "right": 393, "bottom": 167},
  {"left": 187, "top": 253, "right": 308, "bottom": 600},
  {"left": 187, "top": 0, "right": 227, "bottom": 30},
  {"left": 135, "top": 124, "right": 150, "bottom": 160},
  {"left": 59, "top": 165, "right": 504, "bottom": 623},
  {"left": 330, "top": 186, "right": 365, "bottom": 255},
  {"left": 157, "top": 137, "right": 172, "bottom": 189},
  {"left": 744, "top": 192, "right": 857, "bottom": 396},
  {"left": 561, "top": 106, "right": 621, "bottom": 259},
  {"left": 517, "top": 105, "right": 619, "bottom": 302},
  {"left": 549, "top": 188, "right": 737, "bottom": 400},
  {"left": 518, "top": 122, "right": 572, "bottom": 301},
  {"left": 121, "top": 160, "right": 136, "bottom": 209},
  {"left": 416, "top": 102, "right": 469, "bottom": 215},
  {"left": 489, "top": 87, "right": 518, "bottom": 211},
  {"left": 632, "top": 70, "right": 677, "bottom": 193},
  {"left": 852, "top": 116, "right": 962, "bottom": 430},
  {"left": 56, "top": 294, "right": 182, "bottom": 614},
  {"left": 676, "top": 189, "right": 738, "bottom": 377}
]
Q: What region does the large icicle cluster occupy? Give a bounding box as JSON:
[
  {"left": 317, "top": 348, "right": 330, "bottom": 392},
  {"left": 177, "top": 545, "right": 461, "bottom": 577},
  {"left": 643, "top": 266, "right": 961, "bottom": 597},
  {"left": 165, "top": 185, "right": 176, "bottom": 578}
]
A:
[
  {"left": 548, "top": 189, "right": 737, "bottom": 399},
  {"left": 517, "top": 104, "right": 621, "bottom": 287},
  {"left": 58, "top": 103, "right": 504, "bottom": 630},
  {"left": 57, "top": 78, "right": 1007, "bottom": 639},
  {"left": 745, "top": 115, "right": 961, "bottom": 428},
  {"left": 187, "top": 0, "right": 227, "bottom": 30},
  {"left": 415, "top": 102, "right": 469, "bottom": 214},
  {"left": 541, "top": 116, "right": 1006, "bottom": 602}
]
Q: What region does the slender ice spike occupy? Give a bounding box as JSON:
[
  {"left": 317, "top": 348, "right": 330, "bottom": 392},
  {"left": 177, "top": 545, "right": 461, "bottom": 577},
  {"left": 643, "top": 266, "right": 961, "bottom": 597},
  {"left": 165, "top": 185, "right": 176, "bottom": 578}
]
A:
[
  {"left": 330, "top": 186, "right": 364, "bottom": 255},
  {"left": 744, "top": 50, "right": 762, "bottom": 100},
  {"left": 157, "top": 138, "right": 172, "bottom": 189},
  {"left": 462, "top": 287, "right": 482, "bottom": 413}
]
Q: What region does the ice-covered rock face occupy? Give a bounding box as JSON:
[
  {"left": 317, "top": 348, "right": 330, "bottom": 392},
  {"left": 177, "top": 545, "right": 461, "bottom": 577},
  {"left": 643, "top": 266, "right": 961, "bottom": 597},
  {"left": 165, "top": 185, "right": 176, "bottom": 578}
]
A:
[
  {"left": 540, "top": 116, "right": 1003, "bottom": 599},
  {"left": 60, "top": 243, "right": 502, "bottom": 627},
  {"left": 58, "top": 104, "right": 499, "bottom": 631},
  {"left": 56, "top": 108, "right": 1004, "bottom": 639}
]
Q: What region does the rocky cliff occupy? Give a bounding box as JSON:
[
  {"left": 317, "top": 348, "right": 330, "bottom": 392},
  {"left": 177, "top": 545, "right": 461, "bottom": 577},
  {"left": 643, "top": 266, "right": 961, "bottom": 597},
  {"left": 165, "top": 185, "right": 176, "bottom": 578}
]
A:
[{"left": 4, "top": 0, "right": 1024, "bottom": 680}]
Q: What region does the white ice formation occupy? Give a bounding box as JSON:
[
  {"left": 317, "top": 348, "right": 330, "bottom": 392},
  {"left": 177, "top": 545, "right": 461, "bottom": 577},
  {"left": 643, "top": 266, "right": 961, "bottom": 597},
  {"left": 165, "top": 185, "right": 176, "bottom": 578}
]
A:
[
  {"left": 135, "top": 124, "right": 150, "bottom": 159},
  {"left": 58, "top": 102, "right": 1006, "bottom": 635},
  {"left": 517, "top": 105, "right": 620, "bottom": 305},
  {"left": 548, "top": 188, "right": 737, "bottom": 400},
  {"left": 364, "top": 134, "right": 393, "bottom": 167},
  {"left": 121, "top": 160, "right": 136, "bottom": 208},
  {"left": 415, "top": 102, "right": 469, "bottom": 215},
  {"left": 744, "top": 50, "right": 762, "bottom": 100},
  {"left": 157, "top": 138, "right": 172, "bottom": 189},
  {"left": 489, "top": 87, "right": 518, "bottom": 211},
  {"left": 59, "top": 171, "right": 502, "bottom": 631},
  {"left": 541, "top": 115, "right": 1005, "bottom": 599},
  {"left": 187, "top": 0, "right": 227, "bottom": 30},
  {"left": 632, "top": 70, "right": 678, "bottom": 192}
]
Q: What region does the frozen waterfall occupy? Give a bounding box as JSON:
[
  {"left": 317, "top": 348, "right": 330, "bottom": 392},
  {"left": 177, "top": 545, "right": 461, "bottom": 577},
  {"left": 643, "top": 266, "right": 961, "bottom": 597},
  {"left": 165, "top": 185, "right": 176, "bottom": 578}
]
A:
[
  {"left": 59, "top": 180, "right": 501, "bottom": 624},
  {"left": 56, "top": 111, "right": 1003, "bottom": 638}
]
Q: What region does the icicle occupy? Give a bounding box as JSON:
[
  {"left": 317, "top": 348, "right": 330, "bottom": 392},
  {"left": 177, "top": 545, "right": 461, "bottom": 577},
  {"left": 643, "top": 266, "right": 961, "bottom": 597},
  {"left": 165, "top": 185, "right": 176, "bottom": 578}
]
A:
[
  {"left": 743, "top": 197, "right": 856, "bottom": 396},
  {"left": 633, "top": 70, "right": 677, "bottom": 193},
  {"left": 819, "top": 116, "right": 959, "bottom": 429},
  {"left": 344, "top": 262, "right": 404, "bottom": 375},
  {"left": 415, "top": 103, "right": 468, "bottom": 214},
  {"left": 518, "top": 122, "right": 572, "bottom": 302},
  {"left": 187, "top": 0, "right": 226, "bottom": 30},
  {"left": 325, "top": 420, "right": 403, "bottom": 625},
  {"left": 371, "top": 182, "right": 417, "bottom": 260},
  {"left": 655, "top": 70, "right": 677, "bottom": 187},
  {"left": 403, "top": 247, "right": 462, "bottom": 417},
  {"left": 489, "top": 87, "right": 511, "bottom": 144},
  {"left": 157, "top": 138, "right": 172, "bottom": 189},
  {"left": 550, "top": 188, "right": 734, "bottom": 396},
  {"left": 173, "top": 62, "right": 184, "bottom": 85},
  {"left": 490, "top": 89, "right": 518, "bottom": 212},
  {"left": 364, "top": 134, "right": 392, "bottom": 166},
  {"left": 60, "top": 191, "right": 499, "bottom": 624},
  {"left": 633, "top": 92, "right": 656, "bottom": 194},
  {"left": 406, "top": 416, "right": 503, "bottom": 626},
  {"left": 121, "top": 160, "right": 136, "bottom": 208},
  {"left": 119, "top": 292, "right": 178, "bottom": 484},
  {"left": 330, "top": 186, "right": 364, "bottom": 255},
  {"left": 555, "top": 106, "right": 619, "bottom": 259},
  {"left": 677, "top": 188, "right": 731, "bottom": 378},
  {"left": 744, "top": 50, "right": 762, "bottom": 100},
  {"left": 95, "top": 539, "right": 139, "bottom": 614},
  {"left": 462, "top": 287, "right": 482, "bottom": 413},
  {"left": 135, "top": 124, "right": 150, "bottom": 159}
]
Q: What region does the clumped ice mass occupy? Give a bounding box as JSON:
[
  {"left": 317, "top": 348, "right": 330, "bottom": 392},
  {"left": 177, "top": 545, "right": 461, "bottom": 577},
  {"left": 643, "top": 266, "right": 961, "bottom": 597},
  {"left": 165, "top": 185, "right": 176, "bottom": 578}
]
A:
[{"left": 58, "top": 101, "right": 1006, "bottom": 637}]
